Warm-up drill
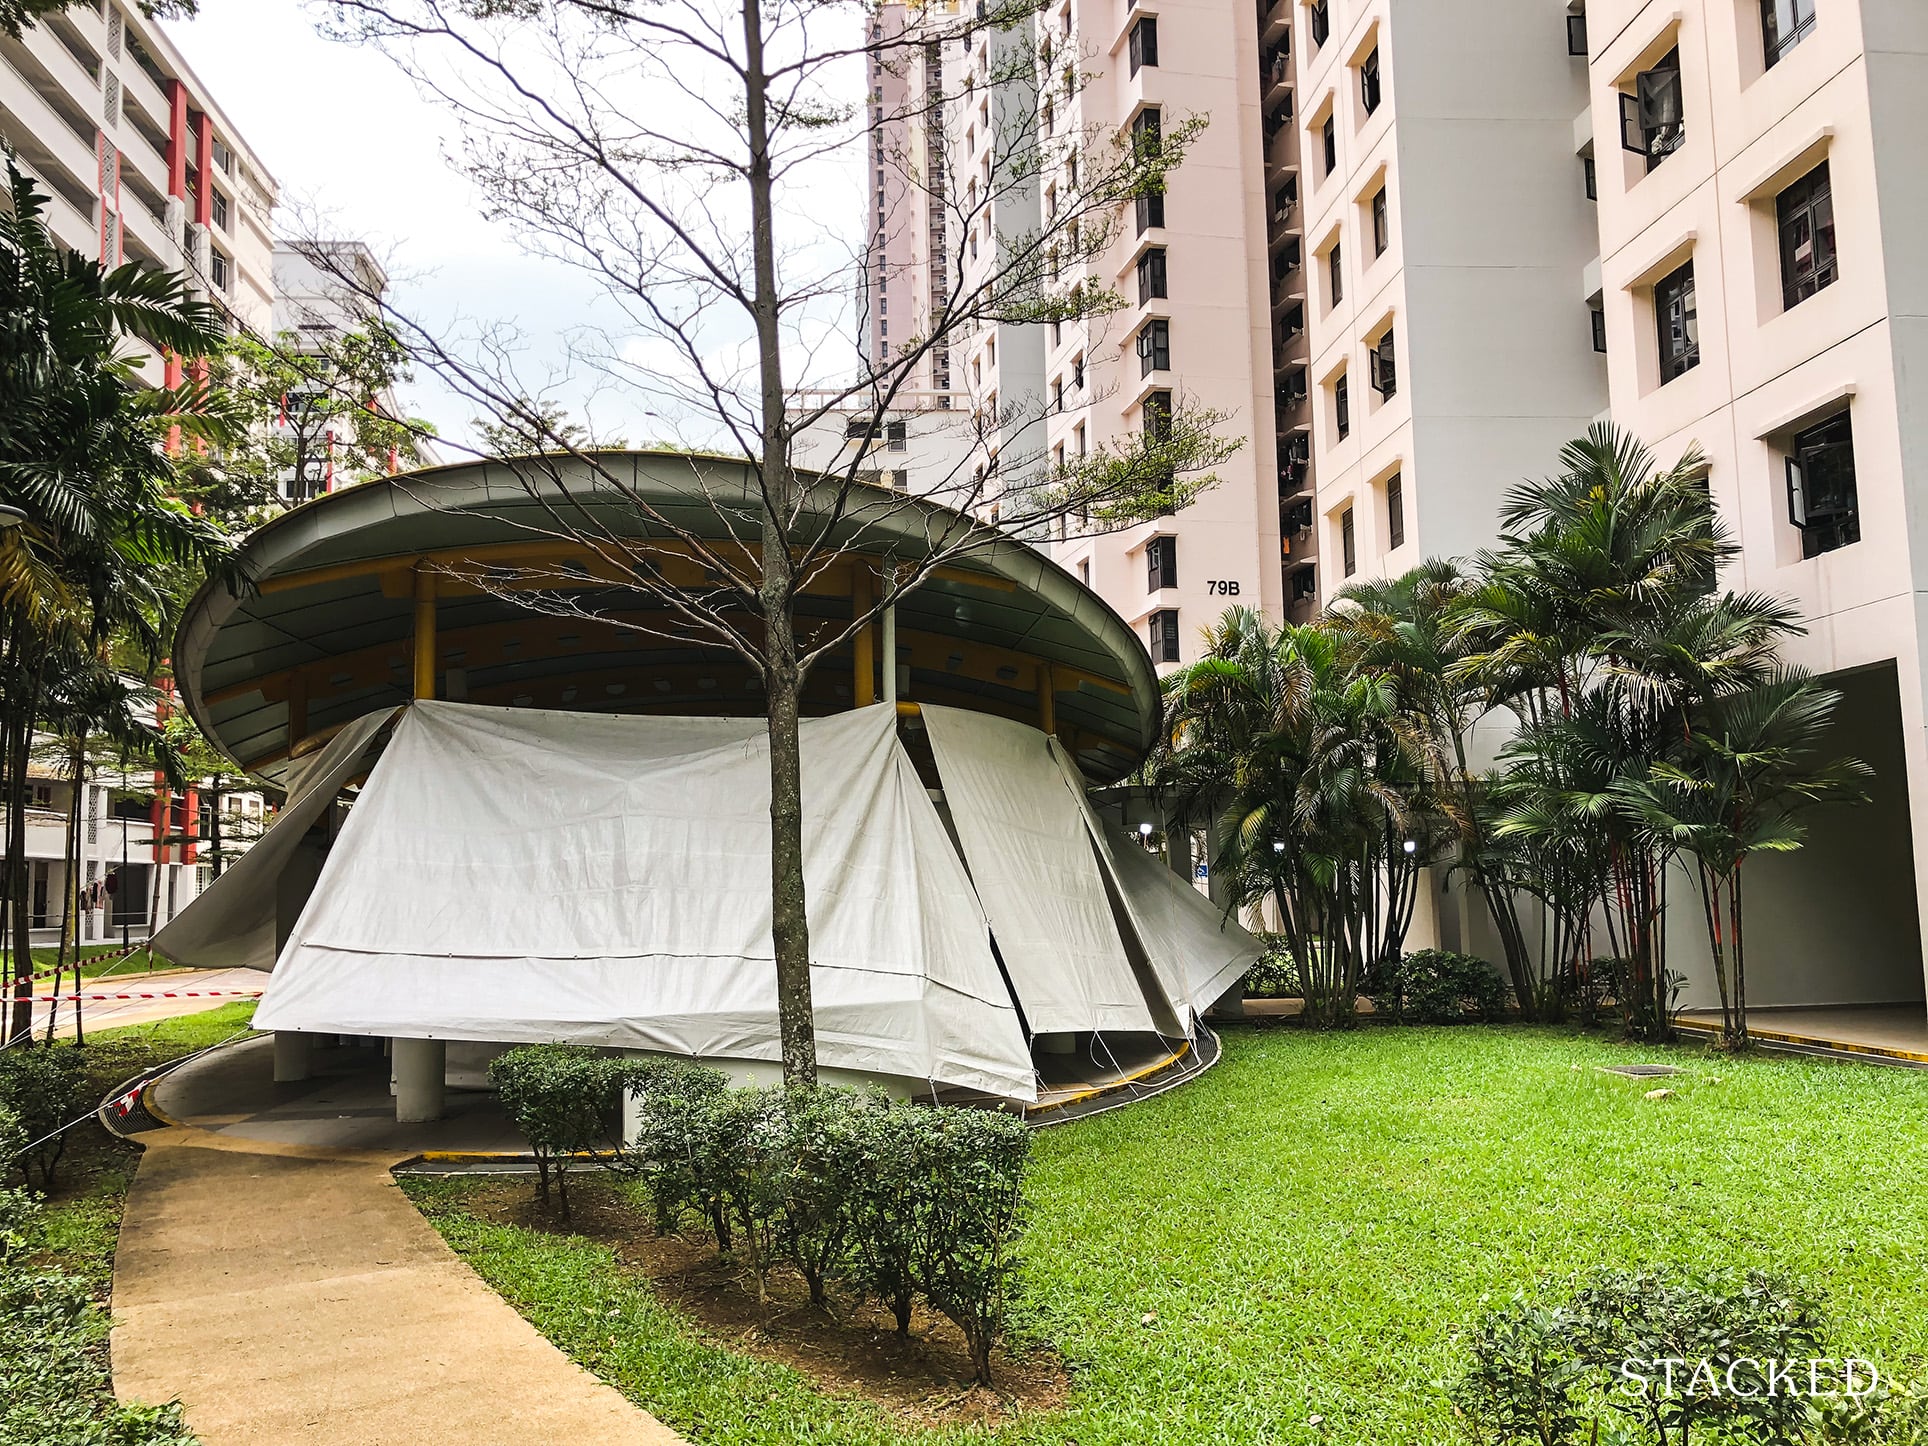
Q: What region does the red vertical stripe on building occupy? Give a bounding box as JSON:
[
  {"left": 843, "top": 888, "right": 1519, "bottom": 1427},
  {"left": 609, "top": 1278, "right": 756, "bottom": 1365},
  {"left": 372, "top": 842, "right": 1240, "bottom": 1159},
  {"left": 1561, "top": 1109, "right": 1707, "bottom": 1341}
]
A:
[
  {"left": 165, "top": 82, "right": 188, "bottom": 199},
  {"left": 193, "top": 112, "right": 212, "bottom": 227}
]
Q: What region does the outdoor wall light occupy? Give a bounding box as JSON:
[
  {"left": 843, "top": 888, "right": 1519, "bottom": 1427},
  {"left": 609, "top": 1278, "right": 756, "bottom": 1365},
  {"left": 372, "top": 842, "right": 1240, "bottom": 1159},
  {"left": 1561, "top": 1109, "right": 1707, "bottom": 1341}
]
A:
[
  {"left": 1138, "top": 822, "right": 1154, "bottom": 838},
  {"left": 1272, "top": 841, "right": 1285, "bottom": 854},
  {"left": 1403, "top": 839, "right": 1418, "bottom": 855}
]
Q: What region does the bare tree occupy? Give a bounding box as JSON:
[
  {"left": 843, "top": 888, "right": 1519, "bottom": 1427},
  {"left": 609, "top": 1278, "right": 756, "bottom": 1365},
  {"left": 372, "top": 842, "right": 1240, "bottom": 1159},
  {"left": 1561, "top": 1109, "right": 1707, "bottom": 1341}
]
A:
[{"left": 304, "top": 0, "right": 1240, "bottom": 1087}]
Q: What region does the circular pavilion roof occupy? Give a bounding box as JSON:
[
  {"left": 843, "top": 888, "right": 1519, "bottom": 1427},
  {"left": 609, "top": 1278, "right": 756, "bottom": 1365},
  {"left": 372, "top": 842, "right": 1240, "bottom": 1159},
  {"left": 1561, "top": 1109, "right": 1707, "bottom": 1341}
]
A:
[{"left": 175, "top": 451, "right": 1161, "bottom": 789}]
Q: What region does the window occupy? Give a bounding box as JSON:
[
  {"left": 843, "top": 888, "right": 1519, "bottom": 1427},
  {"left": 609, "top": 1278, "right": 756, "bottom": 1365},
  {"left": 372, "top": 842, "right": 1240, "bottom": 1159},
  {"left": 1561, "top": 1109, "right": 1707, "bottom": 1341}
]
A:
[
  {"left": 1334, "top": 372, "right": 1350, "bottom": 438},
  {"left": 1762, "top": 0, "right": 1815, "bottom": 67},
  {"left": 1654, "top": 261, "right": 1698, "bottom": 383},
  {"left": 886, "top": 420, "right": 908, "bottom": 451},
  {"left": 1786, "top": 411, "right": 1857, "bottom": 557},
  {"left": 1052, "top": 378, "right": 1064, "bottom": 412},
  {"left": 1322, "top": 114, "right": 1337, "bottom": 176},
  {"left": 213, "top": 138, "right": 233, "bottom": 174},
  {"left": 1777, "top": 162, "right": 1836, "bottom": 310},
  {"left": 1341, "top": 506, "right": 1357, "bottom": 576},
  {"left": 1371, "top": 187, "right": 1388, "bottom": 256},
  {"left": 1136, "top": 188, "right": 1165, "bottom": 233},
  {"left": 844, "top": 416, "right": 871, "bottom": 440},
  {"left": 1328, "top": 242, "right": 1343, "bottom": 305},
  {"left": 1149, "top": 608, "right": 1181, "bottom": 663},
  {"left": 211, "top": 190, "right": 229, "bottom": 232},
  {"left": 1138, "top": 246, "right": 1168, "bottom": 303},
  {"left": 1369, "top": 329, "right": 1396, "bottom": 398},
  {"left": 1129, "top": 15, "right": 1158, "bottom": 73},
  {"left": 1309, "top": 0, "right": 1329, "bottom": 47},
  {"left": 1072, "top": 352, "right": 1086, "bottom": 389},
  {"left": 1360, "top": 48, "right": 1381, "bottom": 115},
  {"left": 1583, "top": 154, "right": 1597, "bottom": 200},
  {"left": 1591, "top": 303, "right": 1608, "bottom": 353},
  {"left": 1567, "top": 12, "right": 1588, "bottom": 55},
  {"left": 210, "top": 250, "right": 230, "bottom": 292},
  {"left": 1132, "top": 107, "right": 1163, "bottom": 156},
  {"left": 1147, "top": 535, "right": 1177, "bottom": 590},
  {"left": 1139, "top": 383, "right": 1171, "bottom": 426},
  {"left": 1386, "top": 472, "right": 1404, "bottom": 548},
  {"left": 1620, "top": 47, "right": 1685, "bottom": 171},
  {"left": 1137, "top": 318, "right": 1171, "bottom": 376}
]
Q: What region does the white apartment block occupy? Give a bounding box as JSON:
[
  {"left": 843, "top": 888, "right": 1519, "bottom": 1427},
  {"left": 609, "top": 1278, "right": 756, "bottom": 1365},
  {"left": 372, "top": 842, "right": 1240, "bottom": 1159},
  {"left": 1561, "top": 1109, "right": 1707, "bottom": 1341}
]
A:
[
  {"left": 1578, "top": 0, "right": 1928, "bottom": 1012},
  {"left": 864, "top": 0, "right": 1928, "bottom": 1010},
  {"left": 1034, "top": 0, "right": 1284, "bottom": 669},
  {"left": 0, "top": 0, "right": 278, "bottom": 349}
]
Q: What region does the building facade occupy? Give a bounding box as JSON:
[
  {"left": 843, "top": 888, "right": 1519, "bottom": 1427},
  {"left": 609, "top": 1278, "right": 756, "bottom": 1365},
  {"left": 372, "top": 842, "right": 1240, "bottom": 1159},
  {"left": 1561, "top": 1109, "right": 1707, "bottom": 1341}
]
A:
[
  {"left": 1578, "top": 0, "right": 1928, "bottom": 1009},
  {"left": 0, "top": 0, "right": 277, "bottom": 343}
]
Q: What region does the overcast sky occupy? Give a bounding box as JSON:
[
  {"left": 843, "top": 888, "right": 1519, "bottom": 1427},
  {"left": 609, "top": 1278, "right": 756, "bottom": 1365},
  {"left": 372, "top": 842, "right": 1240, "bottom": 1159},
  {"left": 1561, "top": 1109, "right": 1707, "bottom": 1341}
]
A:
[{"left": 168, "top": 0, "right": 847, "bottom": 452}]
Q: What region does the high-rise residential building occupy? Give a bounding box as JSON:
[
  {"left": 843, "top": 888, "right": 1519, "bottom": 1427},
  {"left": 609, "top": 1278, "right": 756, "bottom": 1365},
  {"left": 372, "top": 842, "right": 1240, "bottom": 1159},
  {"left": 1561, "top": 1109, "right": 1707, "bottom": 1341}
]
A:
[
  {"left": 1294, "top": 0, "right": 1606, "bottom": 587},
  {"left": 1576, "top": 0, "right": 1928, "bottom": 1013},
  {"left": 858, "top": 0, "right": 1928, "bottom": 1019},
  {"left": 0, "top": 1, "right": 278, "bottom": 343},
  {"left": 1034, "top": 0, "right": 1284, "bottom": 667}
]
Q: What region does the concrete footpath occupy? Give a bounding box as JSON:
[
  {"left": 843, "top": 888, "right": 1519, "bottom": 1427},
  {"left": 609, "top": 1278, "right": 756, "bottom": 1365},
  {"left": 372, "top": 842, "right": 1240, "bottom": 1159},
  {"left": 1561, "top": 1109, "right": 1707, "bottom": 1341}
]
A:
[{"left": 112, "top": 1124, "right": 685, "bottom": 1444}]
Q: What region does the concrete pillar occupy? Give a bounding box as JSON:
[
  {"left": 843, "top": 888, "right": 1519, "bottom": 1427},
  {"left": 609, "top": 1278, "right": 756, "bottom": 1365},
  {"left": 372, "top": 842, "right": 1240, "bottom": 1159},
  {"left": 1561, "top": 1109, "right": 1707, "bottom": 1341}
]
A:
[
  {"left": 393, "top": 1037, "right": 446, "bottom": 1123},
  {"left": 273, "top": 1030, "right": 314, "bottom": 1083}
]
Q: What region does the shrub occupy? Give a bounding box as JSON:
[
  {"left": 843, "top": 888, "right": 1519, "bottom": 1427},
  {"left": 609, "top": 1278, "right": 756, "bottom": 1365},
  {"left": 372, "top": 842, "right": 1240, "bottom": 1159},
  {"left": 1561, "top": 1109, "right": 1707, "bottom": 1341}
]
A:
[
  {"left": 915, "top": 1106, "right": 1031, "bottom": 1386},
  {"left": 1454, "top": 1266, "right": 1835, "bottom": 1445},
  {"left": 846, "top": 1099, "right": 935, "bottom": 1336},
  {"left": 0, "top": 1045, "right": 87, "bottom": 1189},
  {"left": 1242, "top": 948, "right": 1297, "bottom": 999},
  {"left": 622, "top": 1081, "right": 1033, "bottom": 1384},
  {"left": 617, "top": 1058, "right": 730, "bottom": 1237},
  {"left": 1368, "top": 949, "right": 1509, "bottom": 1025},
  {"left": 488, "top": 1044, "right": 636, "bottom": 1216}
]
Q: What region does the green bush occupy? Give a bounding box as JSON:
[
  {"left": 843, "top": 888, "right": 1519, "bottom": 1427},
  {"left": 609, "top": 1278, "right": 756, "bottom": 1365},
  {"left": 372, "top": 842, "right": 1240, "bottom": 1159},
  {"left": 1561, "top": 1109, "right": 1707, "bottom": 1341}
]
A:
[
  {"left": 1242, "top": 946, "right": 1298, "bottom": 999},
  {"left": 0, "top": 1044, "right": 87, "bottom": 1189},
  {"left": 488, "top": 1044, "right": 638, "bottom": 1216},
  {"left": 914, "top": 1106, "right": 1031, "bottom": 1386},
  {"left": 1454, "top": 1267, "right": 1839, "bottom": 1445},
  {"left": 1368, "top": 949, "right": 1510, "bottom": 1024},
  {"left": 622, "top": 1079, "right": 1032, "bottom": 1384}
]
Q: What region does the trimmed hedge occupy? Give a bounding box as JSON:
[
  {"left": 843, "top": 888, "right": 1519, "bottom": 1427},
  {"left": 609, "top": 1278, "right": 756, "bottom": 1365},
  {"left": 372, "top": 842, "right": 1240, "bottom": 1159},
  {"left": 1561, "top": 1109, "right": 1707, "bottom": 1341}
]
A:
[{"left": 493, "top": 1045, "right": 1033, "bottom": 1384}]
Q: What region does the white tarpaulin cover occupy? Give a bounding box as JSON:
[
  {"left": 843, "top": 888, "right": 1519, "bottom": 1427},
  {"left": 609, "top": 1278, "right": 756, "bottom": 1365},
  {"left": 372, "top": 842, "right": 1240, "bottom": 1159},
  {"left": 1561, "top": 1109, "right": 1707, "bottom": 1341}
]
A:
[
  {"left": 252, "top": 701, "right": 1038, "bottom": 1101},
  {"left": 1082, "top": 788, "right": 1265, "bottom": 1021},
  {"left": 920, "top": 704, "right": 1160, "bottom": 1036},
  {"left": 149, "top": 706, "right": 401, "bottom": 973}
]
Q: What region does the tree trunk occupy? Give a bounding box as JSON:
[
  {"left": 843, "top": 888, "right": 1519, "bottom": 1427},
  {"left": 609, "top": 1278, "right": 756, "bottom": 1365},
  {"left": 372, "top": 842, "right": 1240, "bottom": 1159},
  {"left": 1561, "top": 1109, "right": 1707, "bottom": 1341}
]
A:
[
  {"left": 1730, "top": 863, "right": 1748, "bottom": 1049},
  {"left": 6, "top": 664, "right": 42, "bottom": 1046},
  {"left": 742, "top": 0, "right": 816, "bottom": 1089},
  {"left": 47, "top": 733, "right": 85, "bottom": 1044}
]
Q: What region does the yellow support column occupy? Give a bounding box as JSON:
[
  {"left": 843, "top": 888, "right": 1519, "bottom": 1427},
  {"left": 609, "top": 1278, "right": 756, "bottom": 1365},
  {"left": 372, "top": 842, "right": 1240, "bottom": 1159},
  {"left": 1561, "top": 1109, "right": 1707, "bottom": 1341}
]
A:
[
  {"left": 412, "top": 566, "right": 437, "bottom": 701},
  {"left": 852, "top": 565, "right": 875, "bottom": 706},
  {"left": 1037, "top": 663, "right": 1056, "bottom": 738}
]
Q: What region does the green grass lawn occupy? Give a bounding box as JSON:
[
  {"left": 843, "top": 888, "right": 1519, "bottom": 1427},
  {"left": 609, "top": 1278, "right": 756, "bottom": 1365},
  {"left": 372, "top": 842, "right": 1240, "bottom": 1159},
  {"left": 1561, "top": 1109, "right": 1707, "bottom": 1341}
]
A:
[
  {"left": 27, "top": 943, "right": 186, "bottom": 979},
  {"left": 405, "top": 1026, "right": 1928, "bottom": 1445}
]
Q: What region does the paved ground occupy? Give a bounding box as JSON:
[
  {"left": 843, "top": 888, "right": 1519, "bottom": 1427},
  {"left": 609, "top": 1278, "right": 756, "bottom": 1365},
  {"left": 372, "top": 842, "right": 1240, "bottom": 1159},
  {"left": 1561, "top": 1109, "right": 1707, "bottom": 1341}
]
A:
[
  {"left": 113, "top": 1038, "right": 684, "bottom": 1446},
  {"left": 28, "top": 966, "right": 263, "bottom": 1038}
]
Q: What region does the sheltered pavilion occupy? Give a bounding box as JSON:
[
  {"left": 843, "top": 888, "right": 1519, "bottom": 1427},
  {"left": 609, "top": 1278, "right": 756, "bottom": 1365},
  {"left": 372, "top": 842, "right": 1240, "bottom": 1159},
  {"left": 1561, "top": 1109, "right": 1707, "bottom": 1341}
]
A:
[{"left": 155, "top": 452, "right": 1259, "bottom": 1119}]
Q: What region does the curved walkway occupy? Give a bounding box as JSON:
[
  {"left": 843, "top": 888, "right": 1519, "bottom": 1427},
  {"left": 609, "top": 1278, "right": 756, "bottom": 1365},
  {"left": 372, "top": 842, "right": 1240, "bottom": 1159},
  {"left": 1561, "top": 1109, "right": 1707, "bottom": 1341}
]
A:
[{"left": 112, "top": 1038, "right": 683, "bottom": 1446}]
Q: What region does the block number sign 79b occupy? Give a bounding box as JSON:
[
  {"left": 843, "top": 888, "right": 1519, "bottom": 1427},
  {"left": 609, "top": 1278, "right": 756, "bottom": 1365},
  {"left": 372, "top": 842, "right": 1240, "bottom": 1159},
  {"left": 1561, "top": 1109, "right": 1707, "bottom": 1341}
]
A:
[{"left": 1207, "top": 580, "right": 1242, "bottom": 596}]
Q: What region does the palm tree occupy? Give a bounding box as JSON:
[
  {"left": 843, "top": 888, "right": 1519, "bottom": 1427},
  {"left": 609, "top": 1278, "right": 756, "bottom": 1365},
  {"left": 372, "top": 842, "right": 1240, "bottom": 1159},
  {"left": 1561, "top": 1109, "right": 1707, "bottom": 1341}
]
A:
[
  {"left": 1615, "top": 670, "right": 1871, "bottom": 1048},
  {"left": 0, "top": 161, "right": 232, "bottom": 1043},
  {"left": 1329, "top": 560, "right": 1544, "bottom": 1014},
  {"left": 1155, "top": 608, "right": 1431, "bottom": 1025},
  {"left": 1457, "top": 423, "right": 1801, "bottom": 1037}
]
